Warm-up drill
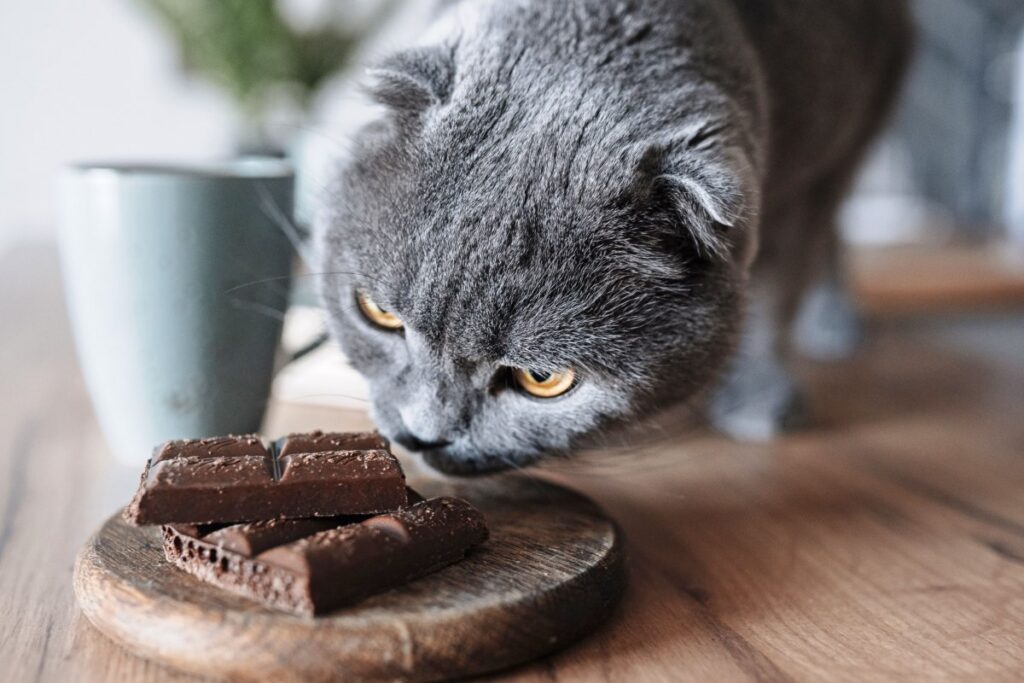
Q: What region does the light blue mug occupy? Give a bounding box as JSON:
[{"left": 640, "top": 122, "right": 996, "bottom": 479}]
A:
[{"left": 58, "top": 160, "right": 308, "bottom": 465}]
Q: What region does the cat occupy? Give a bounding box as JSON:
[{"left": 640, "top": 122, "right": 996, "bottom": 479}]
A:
[{"left": 316, "top": 0, "right": 912, "bottom": 474}]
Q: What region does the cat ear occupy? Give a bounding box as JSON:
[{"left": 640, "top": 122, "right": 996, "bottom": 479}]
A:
[
  {"left": 637, "top": 134, "right": 757, "bottom": 263},
  {"left": 366, "top": 46, "right": 455, "bottom": 111}
]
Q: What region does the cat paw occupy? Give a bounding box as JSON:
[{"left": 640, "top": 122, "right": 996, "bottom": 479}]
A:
[
  {"left": 708, "top": 362, "right": 808, "bottom": 442},
  {"left": 792, "top": 279, "right": 863, "bottom": 360}
]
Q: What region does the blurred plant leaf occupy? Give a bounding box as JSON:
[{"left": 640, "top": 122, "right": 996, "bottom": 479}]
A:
[{"left": 138, "top": 0, "right": 391, "bottom": 118}]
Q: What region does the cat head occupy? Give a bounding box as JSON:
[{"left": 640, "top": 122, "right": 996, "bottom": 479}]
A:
[{"left": 317, "top": 10, "right": 760, "bottom": 474}]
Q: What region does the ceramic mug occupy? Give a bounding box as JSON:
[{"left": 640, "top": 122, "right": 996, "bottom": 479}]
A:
[{"left": 58, "top": 160, "right": 308, "bottom": 465}]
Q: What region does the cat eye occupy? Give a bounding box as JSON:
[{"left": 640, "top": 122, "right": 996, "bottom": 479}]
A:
[
  {"left": 355, "top": 289, "right": 404, "bottom": 331},
  {"left": 512, "top": 367, "right": 576, "bottom": 398}
]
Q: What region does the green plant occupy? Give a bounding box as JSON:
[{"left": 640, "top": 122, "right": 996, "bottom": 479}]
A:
[{"left": 139, "top": 0, "right": 390, "bottom": 133}]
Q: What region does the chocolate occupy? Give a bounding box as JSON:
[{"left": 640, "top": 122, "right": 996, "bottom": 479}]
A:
[
  {"left": 162, "top": 497, "right": 489, "bottom": 615},
  {"left": 200, "top": 518, "right": 354, "bottom": 556},
  {"left": 166, "top": 487, "right": 425, "bottom": 555},
  {"left": 276, "top": 430, "right": 389, "bottom": 457},
  {"left": 124, "top": 432, "right": 406, "bottom": 525}
]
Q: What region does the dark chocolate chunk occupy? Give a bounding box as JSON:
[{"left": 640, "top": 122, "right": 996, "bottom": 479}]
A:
[
  {"left": 199, "top": 517, "right": 358, "bottom": 557},
  {"left": 162, "top": 497, "right": 489, "bottom": 616},
  {"left": 125, "top": 433, "right": 406, "bottom": 526},
  {"left": 170, "top": 487, "right": 426, "bottom": 555},
  {"left": 154, "top": 435, "right": 268, "bottom": 462},
  {"left": 275, "top": 430, "right": 389, "bottom": 457}
]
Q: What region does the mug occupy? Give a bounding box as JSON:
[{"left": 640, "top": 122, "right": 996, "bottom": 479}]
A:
[{"left": 58, "top": 159, "right": 309, "bottom": 465}]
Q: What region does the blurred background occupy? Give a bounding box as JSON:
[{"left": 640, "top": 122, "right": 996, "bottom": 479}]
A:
[
  {"left": 3, "top": 0, "right": 1024, "bottom": 248},
  {"left": 2, "top": 0, "right": 1023, "bottom": 405},
  {"left": 3, "top": 0, "right": 1024, "bottom": 246}
]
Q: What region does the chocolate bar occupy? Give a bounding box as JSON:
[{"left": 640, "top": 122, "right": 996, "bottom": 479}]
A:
[
  {"left": 275, "top": 430, "right": 389, "bottom": 457},
  {"left": 125, "top": 432, "right": 406, "bottom": 526},
  {"left": 162, "top": 497, "right": 489, "bottom": 615}
]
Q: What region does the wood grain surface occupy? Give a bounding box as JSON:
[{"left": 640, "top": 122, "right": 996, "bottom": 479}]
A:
[
  {"left": 852, "top": 242, "right": 1024, "bottom": 314},
  {"left": 73, "top": 478, "right": 624, "bottom": 683},
  {"left": 3, "top": 245, "right": 1024, "bottom": 682}
]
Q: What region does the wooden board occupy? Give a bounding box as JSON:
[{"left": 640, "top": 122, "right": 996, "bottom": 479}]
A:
[{"left": 72, "top": 477, "right": 625, "bottom": 683}]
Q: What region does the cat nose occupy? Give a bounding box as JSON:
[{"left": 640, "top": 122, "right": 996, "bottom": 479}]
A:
[
  {"left": 397, "top": 400, "right": 452, "bottom": 446},
  {"left": 393, "top": 431, "right": 452, "bottom": 453}
]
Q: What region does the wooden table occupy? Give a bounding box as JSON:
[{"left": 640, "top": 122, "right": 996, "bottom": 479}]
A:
[
  {"left": 851, "top": 241, "right": 1024, "bottom": 315},
  {"left": 3, "top": 245, "right": 1024, "bottom": 682}
]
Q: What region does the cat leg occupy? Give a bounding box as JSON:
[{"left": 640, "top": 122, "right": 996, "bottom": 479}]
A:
[
  {"left": 791, "top": 229, "right": 863, "bottom": 360},
  {"left": 707, "top": 187, "right": 836, "bottom": 440},
  {"left": 708, "top": 279, "right": 807, "bottom": 442}
]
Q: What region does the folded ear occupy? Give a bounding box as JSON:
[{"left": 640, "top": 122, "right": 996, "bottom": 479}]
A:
[
  {"left": 365, "top": 46, "right": 456, "bottom": 112},
  {"left": 636, "top": 132, "right": 757, "bottom": 264}
]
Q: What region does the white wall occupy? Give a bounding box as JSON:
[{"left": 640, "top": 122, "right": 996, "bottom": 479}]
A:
[{"left": 0, "top": 0, "right": 236, "bottom": 253}]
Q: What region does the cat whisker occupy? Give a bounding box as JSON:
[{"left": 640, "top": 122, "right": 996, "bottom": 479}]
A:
[
  {"left": 257, "top": 182, "right": 314, "bottom": 269},
  {"left": 225, "top": 270, "right": 390, "bottom": 300},
  {"left": 224, "top": 275, "right": 297, "bottom": 295},
  {"left": 228, "top": 298, "right": 288, "bottom": 322},
  {"left": 283, "top": 393, "right": 370, "bottom": 404},
  {"left": 538, "top": 401, "right": 709, "bottom": 478}
]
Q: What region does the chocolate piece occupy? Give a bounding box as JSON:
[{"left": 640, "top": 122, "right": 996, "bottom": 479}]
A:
[
  {"left": 162, "top": 497, "right": 489, "bottom": 616},
  {"left": 154, "top": 435, "right": 268, "bottom": 461},
  {"left": 170, "top": 486, "right": 425, "bottom": 555},
  {"left": 168, "top": 522, "right": 219, "bottom": 539},
  {"left": 125, "top": 433, "right": 406, "bottom": 525},
  {"left": 275, "top": 430, "right": 389, "bottom": 457},
  {"left": 200, "top": 517, "right": 357, "bottom": 556}
]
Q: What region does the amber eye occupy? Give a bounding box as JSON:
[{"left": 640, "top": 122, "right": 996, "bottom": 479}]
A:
[
  {"left": 355, "top": 289, "right": 403, "bottom": 330},
  {"left": 512, "top": 368, "right": 576, "bottom": 398}
]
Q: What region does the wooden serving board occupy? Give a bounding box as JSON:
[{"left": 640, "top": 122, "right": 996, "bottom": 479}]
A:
[{"left": 73, "top": 476, "right": 625, "bottom": 683}]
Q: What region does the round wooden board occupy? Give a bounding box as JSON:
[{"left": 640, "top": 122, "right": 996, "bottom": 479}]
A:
[{"left": 73, "top": 476, "right": 625, "bottom": 683}]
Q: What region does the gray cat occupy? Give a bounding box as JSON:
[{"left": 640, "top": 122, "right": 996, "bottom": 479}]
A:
[{"left": 316, "top": 0, "right": 912, "bottom": 473}]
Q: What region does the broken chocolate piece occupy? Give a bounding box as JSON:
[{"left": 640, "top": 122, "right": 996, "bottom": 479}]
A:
[
  {"left": 124, "top": 433, "right": 406, "bottom": 525},
  {"left": 199, "top": 517, "right": 356, "bottom": 557},
  {"left": 162, "top": 497, "right": 489, "bottom": 615}
]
